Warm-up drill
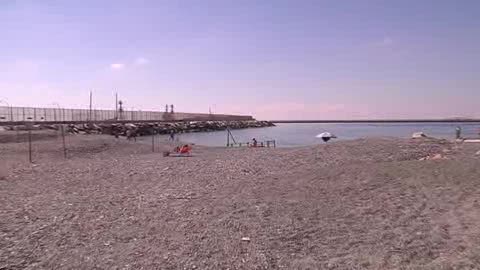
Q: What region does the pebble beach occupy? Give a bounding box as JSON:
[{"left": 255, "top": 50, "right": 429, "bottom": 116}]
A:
[{"left": 1, "top": 134, "right": 480, "bottom": 269}]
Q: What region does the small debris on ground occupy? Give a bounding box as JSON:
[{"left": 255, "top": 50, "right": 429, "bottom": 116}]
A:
[
  {"left": 419, "top": 153, "right": 447, "bottom": 161},
  {"left": 431, "top": 154, "right": 444, "bottom": 160}
]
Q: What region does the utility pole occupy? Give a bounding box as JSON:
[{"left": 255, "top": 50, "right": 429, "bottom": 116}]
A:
[{"left": 115, "top": 92, "right": 118, "bottom": 120}]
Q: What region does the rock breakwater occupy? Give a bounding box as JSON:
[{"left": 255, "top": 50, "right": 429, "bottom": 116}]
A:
[{"left": 67, "top": 120, "right": 275, "bottom": 136}]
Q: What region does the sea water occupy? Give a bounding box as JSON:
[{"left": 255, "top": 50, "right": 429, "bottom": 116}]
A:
[{"left": 153, "top": 122, "right": 480, "bottom": 147}]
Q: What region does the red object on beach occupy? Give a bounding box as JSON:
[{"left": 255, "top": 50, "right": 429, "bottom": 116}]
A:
[{"left": 179, "top": 145, "right": 191, "bottom": 154}]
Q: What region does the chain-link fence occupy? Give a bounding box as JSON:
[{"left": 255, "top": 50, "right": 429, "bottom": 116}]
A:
[
  {"left": 0, "top": 106, "right": 253, "bottom": 122},
  {"left": 0, "top": 126, "right": 176, "bottom": 164},
  {"left": 0, "top": 106, "right": 165, "bottom": 122}
]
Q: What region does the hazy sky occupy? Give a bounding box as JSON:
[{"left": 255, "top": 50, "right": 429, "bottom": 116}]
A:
[{"left": 1, "top": 0, "right": 479, "bottom": 119}]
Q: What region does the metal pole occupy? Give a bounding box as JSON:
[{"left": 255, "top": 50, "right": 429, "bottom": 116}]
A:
[
  {"left": 22, "top": 107, "right": 25, "bottom": 121},
  {"left": 33, "top": 108, "right": 36, "bottom": 121},
  {"left": 53, "top": 109, "right": 57, "bottom": 121},
  {"left": 115, "top": 92, "right": 118, "bottom": 120},
  {"left": 89, "top": 91, "right": 93, "bottom": 122},
  {"left": 226, "top": 128, "right": 230, "bottom": 147},
  {"left": 61, "top": 125, "right": 67, "bottom": 158},
  {"left": 28, "top": 130, "right": 32, "bottom": 163},
  {"left": 152, "top": 131, "right": 155, "bottom": 152},
  {"left": 10, "top": 106, "right": 13, "bottom": 121},
  {"left": 44, "top": 108, "right": 47, "bottom": 121}
]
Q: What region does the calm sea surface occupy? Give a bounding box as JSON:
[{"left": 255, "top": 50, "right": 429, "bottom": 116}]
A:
[{"left": 153, "top": 123, "right": 480, "bottom": 147}]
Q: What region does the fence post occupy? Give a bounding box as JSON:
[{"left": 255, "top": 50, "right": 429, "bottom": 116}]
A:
[
  {"left": 152, "top": 131, "right": 155, "bottom": 152},
  {"left": 28, "top": 130, "right": 32, "bottom": 163},
  {"left": 61, "top": 125, "right": 67, "bottom": 158},
  {"left": 226, "top": 128, "right": 230, "bottom": 147}
]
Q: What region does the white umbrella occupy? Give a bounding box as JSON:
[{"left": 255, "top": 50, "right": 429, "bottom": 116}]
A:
[{"left": 316, "top": 132, "right": 337, "bottom": 142}]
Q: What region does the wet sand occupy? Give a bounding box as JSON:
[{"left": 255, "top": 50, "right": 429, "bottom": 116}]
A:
[{"left": 1, "top": 135, "right": 480, "bottom": 269}]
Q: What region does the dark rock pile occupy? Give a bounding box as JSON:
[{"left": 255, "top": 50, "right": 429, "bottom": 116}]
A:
[{"left": 66, "top": 120, "right": 275, "bottom": 136}]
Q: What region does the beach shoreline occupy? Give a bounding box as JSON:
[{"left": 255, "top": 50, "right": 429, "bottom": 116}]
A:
[{"left": 1, "top": 135, "right": 480, "bottom": 269}]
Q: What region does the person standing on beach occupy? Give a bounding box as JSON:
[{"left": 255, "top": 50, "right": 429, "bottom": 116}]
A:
[
  {"left": 456, "top": 126, "right": 462, "bottom": 139},
  {"left": 169, "top": 130, "right": 175, "bottom": 141}
]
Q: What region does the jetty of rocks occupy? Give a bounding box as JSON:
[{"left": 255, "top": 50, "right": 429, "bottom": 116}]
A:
[{"left": 0, "top": 120, "right": 274, "bottom": 137}]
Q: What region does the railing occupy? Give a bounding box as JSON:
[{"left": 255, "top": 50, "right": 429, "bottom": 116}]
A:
[
  {"left": 227, "top": 140, "right": 276, "bottom": 148},
  {"left": 226, "top": 127, "right": 276, "bottom": 148}
]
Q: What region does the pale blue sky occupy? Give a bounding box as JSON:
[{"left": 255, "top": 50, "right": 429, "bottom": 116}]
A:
[{"left": 1, "top": 0, "right": 479, "bottom": 119}]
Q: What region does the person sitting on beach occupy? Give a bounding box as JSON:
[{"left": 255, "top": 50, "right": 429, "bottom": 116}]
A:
[
  {"left": 252, "top": 138, "right": 258, "bottom": 147},
  {"left": 179, "top": 144, "right": 191, "bottom": 154},
  {"left": 456, "top": 126, "right": 462, "bottom": 139}
]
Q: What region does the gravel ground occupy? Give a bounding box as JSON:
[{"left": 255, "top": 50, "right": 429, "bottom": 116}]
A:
[{"left": 1, "top": 135, "right": 480, "bottom": 269}]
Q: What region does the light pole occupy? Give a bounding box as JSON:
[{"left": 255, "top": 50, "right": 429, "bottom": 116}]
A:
[{"left": 209, "top": 104, "right": 217, "bottom": 119}]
